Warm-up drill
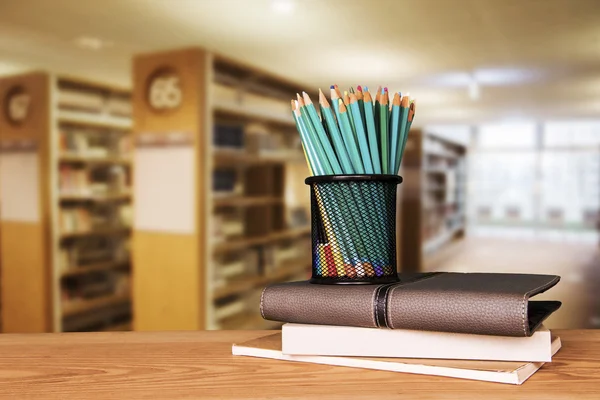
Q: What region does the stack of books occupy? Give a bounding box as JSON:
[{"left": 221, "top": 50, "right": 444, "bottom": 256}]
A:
[{"left": 232, "top": 272, "right": 563, "bottom": 385}]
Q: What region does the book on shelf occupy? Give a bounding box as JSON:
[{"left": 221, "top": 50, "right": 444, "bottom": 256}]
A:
[
  {"left": 59, "top": 204, "right": 132, "bottom": 235},
  {"left": 57, "top": 89, "right": 105, "bottom": 113},
  {"left": 57, "top": 86, "right": 132, "bottom": 118},
  {"left": 232, "top": 332, "right": 562, "bottom": 385},
  {"left": 59, "top": 166, "right": 91, "bottom": 195},
  {"left": 60, "top": 208, "right": 92, "bottom": 233},
  {"left": 213, "top": 124, "right": 244, "bottom": 149},
  {"left": 213, "top": 169, "right": 238, "bottom": 194},
  {"left": 282, "top": 324, "right": 557, "bottom": 362},
  {"left": 59, "top": 129, "right": 131, "bottom": 159},
  {"left": 260, "top": 273, "right": 562, "bottom": 337},
  {"left": 105, "top": 96, "right": 132, "bottom": 117},
  {"left": 59, "top": 166, "right": 130, "bottom": 197}
]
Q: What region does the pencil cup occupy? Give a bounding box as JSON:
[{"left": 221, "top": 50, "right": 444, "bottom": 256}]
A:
[{"left": 305, "top": 174, "right": 402, "bottom": 284}]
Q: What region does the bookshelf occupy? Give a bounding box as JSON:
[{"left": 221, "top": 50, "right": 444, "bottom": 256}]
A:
[
  {"left": 132, "top": 48, "right": 311, "bottom": 331},
  {"left": 399, "top": 129, "right": 468, "bottom": 272},
  {"left": 0, "top": 72, "right": 133, "bottom": 333}
]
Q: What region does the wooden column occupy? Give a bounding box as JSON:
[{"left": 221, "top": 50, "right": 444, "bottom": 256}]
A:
[
  {"left": 0, "top": 72, "right": 52, "bottom": 332},
  {"left": 132, "top": 48, "right": 208, "bottom": 330}
]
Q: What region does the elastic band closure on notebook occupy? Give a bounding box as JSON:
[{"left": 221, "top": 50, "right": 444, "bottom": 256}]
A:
[{"left": 374, "top": 272, "right": 444, "bottom": 329}]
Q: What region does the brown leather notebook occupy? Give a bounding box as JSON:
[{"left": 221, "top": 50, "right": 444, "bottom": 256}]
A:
[{"left": 260, "top": 272, "right": 562, "bottom": 337}]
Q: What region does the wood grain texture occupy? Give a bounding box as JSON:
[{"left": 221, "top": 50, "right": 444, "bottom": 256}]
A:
[
  {"left": 0, "top": 330, "right": 596, "bottom": 399},
  {"left": 0, "top": 223, "right": 50, "bottom": 332},
  {"left": 132, "top": 232, "right": 200, "bottom": 331},
  {"left": 0, "top": 72, "right": 52, "bottom": 333}
]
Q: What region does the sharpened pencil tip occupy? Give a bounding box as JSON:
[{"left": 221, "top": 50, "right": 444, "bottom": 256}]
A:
[
  {"left": 357, "top": 85, "right": 362, "bottom": 91},
  {"left": 302, "top": 91, "right": 313, "bottom": 105},
  {"left": 330, "top": 85, "right": 335, "bottom": 89},
  {"left": 384, "top": 87, "right": 388, "bottom": 92},
  {"left": 364, "top": 86, "right": 368, "bottom": 91}
]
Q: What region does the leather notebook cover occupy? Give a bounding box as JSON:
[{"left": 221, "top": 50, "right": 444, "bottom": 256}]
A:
[{"left": 260, "top": 272, "right": 561, "bottom": 337}]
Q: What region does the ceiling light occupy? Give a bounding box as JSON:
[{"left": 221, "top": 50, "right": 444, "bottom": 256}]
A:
[
  {"left": 421, "top": 67, "right": 544, "bottom": 88},
  {"left": 473, "top": 67, "right": 543, "bottom": 85},
  {"left": 468, "top": 77, "right": 480, "bottom": 101},
  {"left": 74, "top": 36, "right": 113, "bottom": 51},
  {"left": 272, "top": 0, "right": 295, "bottom": 14}
]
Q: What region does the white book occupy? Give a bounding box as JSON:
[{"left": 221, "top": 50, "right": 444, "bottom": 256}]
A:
[
  {"left": 232, "top": 332, "right": 561, "bottom": 385},
  {"left": 282, "top": 323, "right": 555, "bottom": 362}
]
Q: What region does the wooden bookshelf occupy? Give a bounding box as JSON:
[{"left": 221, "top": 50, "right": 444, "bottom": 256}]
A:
[
  {"left": 0, "top": 72, "right": 133, "bottom": 333},
  {"left": 61, "top": 261, "right": 129, "bottom": 278},
  {"left": 399, "top": 129, "right": 468, "bottom": 272},
  {"left": 62, "top": 293, "right": 130, "bottom": 318},
  {"left": 213, "top": 102, "right": 296, "bottom": 127},
  {"left": 59, "top": 227, "right": 131, "bottom": 240},
  {"left": 213, "top": 196, "right": 282, "bottom": 208},
  {"left": 100, "top": 321, "right": 132, "bottom": 332},
  {"left": 212, "top": 227, "right": 311, "bottom": 254},
  {"left": 59, "top": 193, "right": 132, "bottom": 202},
  {"left": 212, "top": 256, "right": 310, "bottom": 300},
  {"left": 132, "top": 47, "right": 312, "bottom": 331},
  {"left": 57, "top": 112, "right": 132, "bottom": 131},
  {"left": 58, "top": 155, "right": 132, "bottom": 165}
]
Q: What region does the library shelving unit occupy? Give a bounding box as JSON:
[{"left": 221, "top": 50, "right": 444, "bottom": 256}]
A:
[
  {"left": 132, "top": 47, "right": 312, "bottom": 331},
  {"left": 0, "top": 72, "right": 133, "bottom": 333},
  {"left": 399, "top": 129, "right": 468, "bottom": 272}
]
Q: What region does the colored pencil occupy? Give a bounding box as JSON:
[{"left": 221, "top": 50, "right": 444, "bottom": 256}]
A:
[
  {"left": 293, "top": 101, "right": 325, "bottom": 175},
  {"left": 339, "top": 100, "right": 373, "bottom": 173},
  {"left": 289, "top": 84, "right": 417, "bottom": 279},
  {"left": 319, "top": 90, "right": 358, "bottom": 174},
  {"left": 298, "top": 93, "right": 339, "bottom": 175},
  {"left": 331, "top": 86, "right": 360, "bottom": 171},
  {"left": 374, "top": 86, "right": 382, "bottom": 147},
  {"left": 397, "top": 100, "right": 416, "bottom": 173},
  {"left": 394, "top": 94, "right": 410, "bottom": 174},
  {"left": 349, "top": 93, "right": 380, "bottom": 174},
  {"left": 379, "top": 88, "right": 390, "bottom": 174},
  {"left": 388, "top": 93, "right": 401, "bottom": 175},
  {"left": 343, "top": 90, "right": 356, "bottom": 133},
  {"left": 333, "top": 84, "right": 343, "bottom": 99},
  {"left": 356, "top": 85, "right": 368, "bottom": 136}
]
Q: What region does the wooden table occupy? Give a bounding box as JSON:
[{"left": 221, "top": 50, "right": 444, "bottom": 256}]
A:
[{"left": 0, "top": 330, "right": 598, "bottom": 399}]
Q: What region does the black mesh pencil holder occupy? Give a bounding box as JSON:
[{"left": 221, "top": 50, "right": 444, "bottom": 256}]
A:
[{"left": 305, "top": 174, "right": 402, "bottom": 284}]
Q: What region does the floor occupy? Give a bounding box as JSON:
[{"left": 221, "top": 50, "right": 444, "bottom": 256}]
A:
[{"left": 423, "top": 236, "right": 600, "bottom": 330}]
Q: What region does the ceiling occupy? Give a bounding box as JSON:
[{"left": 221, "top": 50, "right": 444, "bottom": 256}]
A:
[{"left": 1, "top": 0, "right": 599, "bottom": 124}]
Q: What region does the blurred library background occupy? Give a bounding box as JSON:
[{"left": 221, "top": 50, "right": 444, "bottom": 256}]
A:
[{"left": 0, "top": 0, "right": 598, "bottom": 333}]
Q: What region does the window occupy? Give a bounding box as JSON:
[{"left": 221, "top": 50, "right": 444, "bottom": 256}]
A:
[
  {"left": 469, "top": 120, "right": 599, "bottom": 242},
  {"left": 478, "top": 122, "right": 537, "bottom": 149}
]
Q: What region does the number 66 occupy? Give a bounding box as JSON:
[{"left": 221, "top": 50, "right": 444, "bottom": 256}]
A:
[{"left": 149, "top": 75, "right": 182, "bottom": 110}]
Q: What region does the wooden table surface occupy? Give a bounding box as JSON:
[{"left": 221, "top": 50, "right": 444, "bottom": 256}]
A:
[{"left": 0, "top": 329, "right": 598, "bottom": 399}]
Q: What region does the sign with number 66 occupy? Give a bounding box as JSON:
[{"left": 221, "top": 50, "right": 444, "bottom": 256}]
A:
[
  {"left": 149, "top": 74, "right": 182, "bottom": 110},
  {"left": 4, "top": 86, "right": 30, "bottom": 125}
]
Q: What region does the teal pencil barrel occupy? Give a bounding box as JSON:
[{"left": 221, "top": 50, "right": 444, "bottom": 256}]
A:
[
  {"left": 388, "top": 105, "right": 401, "bottom": 174},
  {"left": 395, "top": 105, "right": 409, "bottom": 174}
]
